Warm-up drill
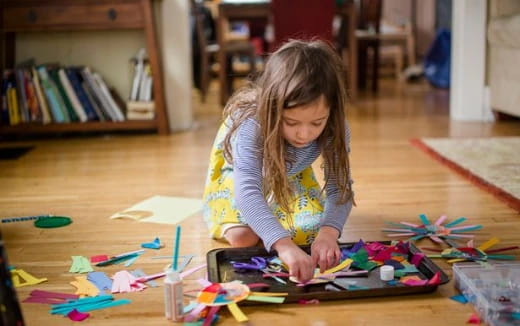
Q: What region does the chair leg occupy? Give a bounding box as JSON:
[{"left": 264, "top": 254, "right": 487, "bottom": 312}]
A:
[
  {"left": 358, "top": 43, "right": 367, "bottom": 89},
  {"left": 371, "top": 41, "right": 380, "bottom": 92}
]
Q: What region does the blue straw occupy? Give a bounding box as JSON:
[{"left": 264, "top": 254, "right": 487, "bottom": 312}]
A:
[{"left": 173, "top": 225, "right": 181, "bottom": 271}]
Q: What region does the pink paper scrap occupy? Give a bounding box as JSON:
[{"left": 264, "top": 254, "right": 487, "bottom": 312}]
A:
[{"left": 67, "top": 309, "right": 90, "bottom": 322}]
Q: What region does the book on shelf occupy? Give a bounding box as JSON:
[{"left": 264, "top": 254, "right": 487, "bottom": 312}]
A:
[
  {"left": 0, "top": 62, "right": 128, "bottom": 127},
  {"left": 128, "top": 48, "right": 155, "bottom": 120}
]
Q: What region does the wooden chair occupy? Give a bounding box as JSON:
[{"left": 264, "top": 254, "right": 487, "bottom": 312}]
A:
[
  {"left": 355, "top": 0, "right": 383, "bottom": 92},
  {"left": 270, "top": 0, "right": 336, "bottom": 51},
  {"left": 191, "top": 0, "right": 256, "bottom": 102}
]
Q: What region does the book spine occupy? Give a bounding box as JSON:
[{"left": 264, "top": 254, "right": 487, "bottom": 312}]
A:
[
  {"left": 48, "top": 69, "right": 76, "bottom": 122},
  {"left": 37, "top": 67, "right": 65, "bottom": 123},
  {"left": 59, "top": 69, "right": 87, "bottom": 122},
  {"left": 93, "top": 73, "right": 125, "bottom": 121},
  {"left": 32, "top": 67, "right": 52, "bottom": 124},
  {"left": 15, "top": 68, "right": 30, "bottom": 123},
  {"left": 65, "top": 68, "right": 98, "bottom": 121},
  {"left": 81, "top": 67, "right": 116, "bottom": 121}
]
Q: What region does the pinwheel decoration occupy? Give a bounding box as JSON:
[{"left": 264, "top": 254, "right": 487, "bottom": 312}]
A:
[
  {"left": 183, "top": 280, "right": 287, "bottom": 324},
  {"left": 422, "top": 237, "right": 519, "bottom": 263},
  {"left": 383, "top": 214, "right": 483, "bottom": 247}
]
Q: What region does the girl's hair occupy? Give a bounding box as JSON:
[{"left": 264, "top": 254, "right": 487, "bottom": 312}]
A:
[{"left": 223, "top": 39, "right": 353, "bottom": 213}]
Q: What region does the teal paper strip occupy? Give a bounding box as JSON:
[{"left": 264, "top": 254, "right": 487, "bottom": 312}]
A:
[
  {"left": 450, "top": 225, "right": 483, "bottom": 233},
  {"left": 419, "top": 214, "right": 430, "bottom": 225},
  {"left": 445, "top": 217, "right": 467, "bottom": 227}
]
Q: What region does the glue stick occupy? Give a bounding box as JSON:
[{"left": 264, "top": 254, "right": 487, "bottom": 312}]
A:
[{"left": 164, "top": 269, "right": 184, "bottom": 322}]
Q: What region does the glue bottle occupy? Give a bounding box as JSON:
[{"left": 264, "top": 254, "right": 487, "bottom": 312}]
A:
[{"left": 164, "top": 269, "right": 184, "bottom": 322}]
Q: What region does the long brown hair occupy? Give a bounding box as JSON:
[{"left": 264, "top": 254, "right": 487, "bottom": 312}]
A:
[{"left": 223, "top": 39, "right": 353, "bottom": 213}]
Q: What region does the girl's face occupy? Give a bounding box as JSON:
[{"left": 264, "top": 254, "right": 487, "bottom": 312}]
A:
[{"left": 281, "top": 95, "right": 330, "bottom": 148}]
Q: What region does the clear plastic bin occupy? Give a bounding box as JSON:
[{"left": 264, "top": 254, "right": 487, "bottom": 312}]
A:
[{"left": 453, "top": 262, "right": 520, "bottom": 326}]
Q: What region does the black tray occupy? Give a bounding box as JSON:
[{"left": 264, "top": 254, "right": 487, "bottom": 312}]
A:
[{"left": 206, "top": 241, "right": 449, "bottom": 304}]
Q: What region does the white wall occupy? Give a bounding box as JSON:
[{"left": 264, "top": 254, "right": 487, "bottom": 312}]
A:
[
  {"left": 450, "top": 0, "right": 494, "bottom": 121},
  {"left": 15, "top": 0, "right": 192, "bottom": 132}
]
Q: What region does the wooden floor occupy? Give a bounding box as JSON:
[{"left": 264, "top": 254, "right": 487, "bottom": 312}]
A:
[{"left": 1, "top": 78, "right": 519, "bottom": 326}]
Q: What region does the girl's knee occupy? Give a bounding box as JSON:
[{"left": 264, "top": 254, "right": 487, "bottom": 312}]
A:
[{"left": 224, "top": 227, "right": 259, "bottom": 247}]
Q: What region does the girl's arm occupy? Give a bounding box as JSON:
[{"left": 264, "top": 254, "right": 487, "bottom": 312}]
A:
[{"left": 232, "top": 118, "right": 291, "bottom": 252}]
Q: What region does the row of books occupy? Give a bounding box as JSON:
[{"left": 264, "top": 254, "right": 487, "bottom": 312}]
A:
[{"left": 1, "top": 63, "right": 129, "bottom": 126}]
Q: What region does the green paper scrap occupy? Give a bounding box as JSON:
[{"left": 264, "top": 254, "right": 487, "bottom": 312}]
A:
[
  {"left": 110, "top": 195, "right": 202, "bottom": 225},
  {"left": 69, "top": 256, "right": 94, "bottom": 273},
  {"left": 350, "top": 248, "right": 378, "bottom": 271},
  {"left": 419, "top": 214, "right": 430, "bottom": 225},
  {"left": 246, "top": 295, "right": 285, "bottom": 303}
]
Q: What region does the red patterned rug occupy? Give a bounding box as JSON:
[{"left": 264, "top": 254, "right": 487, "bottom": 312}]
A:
[{"left": 411, "top": 137, "right": 520, "bottom": 212}]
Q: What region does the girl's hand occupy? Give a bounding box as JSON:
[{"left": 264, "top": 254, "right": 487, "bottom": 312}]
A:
[
  {"left": 311, "top": 226, "right": 341, "bottom": 273},
  {"left": 273, "top": 237, "right": 314, "bottom": 282}
]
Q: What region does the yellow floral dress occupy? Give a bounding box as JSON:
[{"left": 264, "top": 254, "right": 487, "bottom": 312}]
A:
[{"left": 202, "top": 121, "right": 326, "bottom": 246}]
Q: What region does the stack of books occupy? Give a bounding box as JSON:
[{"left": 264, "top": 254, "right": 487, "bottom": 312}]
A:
[
  {"left": 127, "top": 48, "right": 155, "bottom": 121},
  {"left": 0, "top": 61, "right": 128, "bottom": 126}
]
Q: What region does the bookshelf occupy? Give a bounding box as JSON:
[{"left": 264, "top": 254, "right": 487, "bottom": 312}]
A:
[{"left": 0, "top": 0, "right": 169, "bottom": 135}]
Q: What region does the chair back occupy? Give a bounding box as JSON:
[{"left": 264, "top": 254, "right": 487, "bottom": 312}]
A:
[
  {"left": 271, "top": 0, "right": 335, "bottom": 51},
  {"left": 357, "top": 0, "right": 383, "bottom": 33}
]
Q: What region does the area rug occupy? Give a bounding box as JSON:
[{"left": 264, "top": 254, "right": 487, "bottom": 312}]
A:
[{"left": 411, "top": 137, "right": 520, "bottom": 212}]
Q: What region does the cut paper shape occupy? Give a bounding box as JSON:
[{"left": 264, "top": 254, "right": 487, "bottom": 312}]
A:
[
  {"left": 110, "top": 195, "right": 202, "bottom": 225},
  {"left": 111, "top": 270, "right": 147, "bottom": 293},
  {"left": 67, "top": 309, "right": 90, "bottom": 321},
  {"left": 87, "top": 272, "right": 113, "bottom": 292},
  {"left": 192, "top": 281, "right": 287, "bottom": 324},
  {"left": 423, "top": 237, "right": 519, "bottom": 263},
  {"left": 10, "top": 269, "right": 48, "bottom": 287},
  {"left": 34, "top": 216, "right": 72, "bottom": 228},
  {"left": 50, "top": 295, "right": 131, "bottom": 315},
  {"left": 23, "top": 290, "right": 79, "bottom": 304},
  {"left": 69, "top": 256, "right": 94, "bottom": 273},
  {"left": 450, "top": 294, "right": 468, "bottom": 304},
  {"left": 141, "top": 237, "right": 163, "bottom": 249},
  {"left": 70, "top": 276, "right": 100, "bottom": 297},
  {"left": 130, "top": 269, "right": 158, "bottom": 287},
  {"left": 467, "top": 312, "right": 481, "bottom": 324},
  {"left": 90, "top": 255, "right": 109, "bottom": 263},
  {"left": 95, "top": 249, "right": 144, "bottom": 267},
  {"left": 383, "top": 214, "right": 483, "bottom": 246}
]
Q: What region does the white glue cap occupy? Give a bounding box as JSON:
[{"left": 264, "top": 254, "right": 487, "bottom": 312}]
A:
[{"left": 380, "top": 265, "right": 395, "bottom": 281}]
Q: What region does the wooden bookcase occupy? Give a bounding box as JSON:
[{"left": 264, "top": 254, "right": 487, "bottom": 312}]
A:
[{"left": 0, "top": 0, "right": 169, "bottom": 135}]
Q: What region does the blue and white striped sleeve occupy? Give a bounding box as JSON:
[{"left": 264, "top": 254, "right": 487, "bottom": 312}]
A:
[
  {"left": 322, "top": 121, "right": 353, "bottom": 235},
  {"left": 232, "top": 119, "right": 291, "bottom": 251}
]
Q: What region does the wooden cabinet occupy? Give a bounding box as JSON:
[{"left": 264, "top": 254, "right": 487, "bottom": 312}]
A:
[{"left": 0, "top": 0, "right": 169, "bottom": 135}]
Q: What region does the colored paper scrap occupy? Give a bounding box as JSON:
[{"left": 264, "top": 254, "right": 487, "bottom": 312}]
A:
[
  {"left": 130, "top": 269, "right": 158, "bottom": 287},
  {"left": 110, "top": 195, "right": 202, "bottom": 225},
  {"left": 246, "top": 295, "right": 285, "bottom": 303},
  {"left": 95, "top": 250, "right": 144, "bottom": 267},
  {"left": 141, "top": 237, "right": 162, "bottom": 249},
  {"left": 467, "top": 312, "right": 481, "bottom": 324},
  {"left": 227, "top": 302, "right": 248, "bottom": 323},
  {"left": 90, "top": 255, "right": 109, "bottom": 263},
  {"left": 67, "top": 309, "right": 90, "bottom": 321},
  {"left": 111, "top": 270, "right": 147, "bottom": 293},
  {"left": 70, "top": 276, "right": 100, "bottom": 297},
  {"left": 69, "top": 256, "right": 94, "bottom": 274},
  {"left": 87, "top": 272, "right": 113, "bottom": 292},
  {"left": 50, "top": 295, "right": 131, "bottom": 315},
  {"left": 450, "top": 294, "right": 468, "bottom": 304},
  {"left": 322, "top": 258, "right": 352, "bottom": 274},
  {"left": 10, "top": 269, "right": 48, "bottom": 287},
  {"left": 23, "top": 290, "right": 79, "bottom": 304}
]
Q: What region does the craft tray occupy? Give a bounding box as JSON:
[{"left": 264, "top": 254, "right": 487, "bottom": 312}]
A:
[
  {"left": 453, "top": 262, "right": 520, "bottom": 326},
  {"left": 207, "top": 241, "right": 449, "bottom": 304}
]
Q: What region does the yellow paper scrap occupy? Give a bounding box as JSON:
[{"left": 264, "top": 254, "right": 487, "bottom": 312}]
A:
[
  {"left": 249, "top": 291, "right": 289, "bottom": 297},
  {"left": 478, "top": 237, "right": 500, "bottom": 251},
  {"left": 322, "top": 258, "right": 353, "bottom": 275},
  {"left": 227, "top": 302, "right": 248, "bottom": 322},
  {"left": 70, "top": 275, "right": 99, "bottom": 297},
  {"left": 10, "top": 269, "right": 48, "bottom": 287}
]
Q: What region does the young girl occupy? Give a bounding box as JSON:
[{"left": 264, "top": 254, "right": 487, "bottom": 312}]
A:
[{"left": 202, "top": 39, "right": 354, "bottom": 282}]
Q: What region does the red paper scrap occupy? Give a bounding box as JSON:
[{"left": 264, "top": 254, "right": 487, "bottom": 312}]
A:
[
  {"left": 467, "top": 313, "right": 481, "bottom": 324},
  {"left": 67, "top": 309, "right": 90, "bottom": 322},
  {"left": 90, "top": 255, "right": 109, "bottom": 263}
]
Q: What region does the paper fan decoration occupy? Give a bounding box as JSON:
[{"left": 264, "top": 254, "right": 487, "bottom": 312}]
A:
[
  {"left": 382, "top": 214, "right": 482, "bottom": 246},
  {"left": 423, "top": 237, "right": 519, "bottom": 263},
  {"left": 183, "top": 281, "right": 287, "bottom": 324}
]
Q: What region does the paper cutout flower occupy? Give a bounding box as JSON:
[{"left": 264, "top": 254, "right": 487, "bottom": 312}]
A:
[
  {"left": 184, "top": 281, "right": 287, "bottom": 324},
  {"left": 423, "top": 237, "right": 519, "bottom": 263},
  {"left": 382, "top": 214, "right": 483, "bottom": 246}
]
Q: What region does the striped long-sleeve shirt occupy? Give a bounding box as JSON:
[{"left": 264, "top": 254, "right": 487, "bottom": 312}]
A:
[{"left": 231, "top": 117, "right": 353, "bottom": 251}]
